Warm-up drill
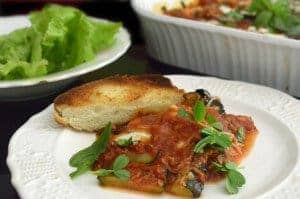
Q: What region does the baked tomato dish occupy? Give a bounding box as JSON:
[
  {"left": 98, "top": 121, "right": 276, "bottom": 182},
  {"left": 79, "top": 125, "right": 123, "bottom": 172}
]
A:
[
  {"left": 161, "top": 0, "right": 300, "bottom": 39},
  {"left": 68, "top": 87, "right": 258, "bottom": 198}
]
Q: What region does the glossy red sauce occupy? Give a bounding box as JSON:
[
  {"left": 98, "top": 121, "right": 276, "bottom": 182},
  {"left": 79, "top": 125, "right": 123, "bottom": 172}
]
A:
[
  {"left": 93, "top": 102, "right": 258, "bottom": 195},
  {"left": 162, "top": 0, "right": 253, "bottom": 30},
  {"left": 94, "top": 110, "right": 201, "bottom": 186}
]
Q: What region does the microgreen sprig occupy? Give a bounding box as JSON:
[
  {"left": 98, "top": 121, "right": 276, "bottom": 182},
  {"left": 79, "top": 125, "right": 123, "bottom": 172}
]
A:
[
  {"left": 213, "top": 162, "right": 246, "bottom": 194},
  {"left": 194, "top": 127, "right": 231, "bottom": 153},
  {"left": 177, "top": 108, "right": 191, "bottom": 119},
  {"left": 237, "top": 127, "right": 245, "bottom": 143},
  {"left": 69, "top": 122, "right": 112, "bottom": 179},
  {"left": 193, "top": 101, "right": 206, "bottom": 122},
  {"left": 219, "top": 10, "right": 244, "bottom": 24},
  {"left": 248, "top": 0, "right": 300, "bottom": 37},
  {"left": 116, "top": 137, "right": 134, "bottom": 147},
  {"left": 177, "top": 100, "right": 206, "bottom": 122},
  {"left": 206, "top": 114, "right": 223, "bottom": 131},
  {"left": 93, "top": 154, "right": 131, "bottom": 181}
]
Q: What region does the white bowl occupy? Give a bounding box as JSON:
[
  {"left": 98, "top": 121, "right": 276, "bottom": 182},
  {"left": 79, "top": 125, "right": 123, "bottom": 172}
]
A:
[
  {"left": 131, "top": 0, "right": 300, "bottom": 97},
  {"left": 0, "top": 16, "right": 131, "bottom": 101}
]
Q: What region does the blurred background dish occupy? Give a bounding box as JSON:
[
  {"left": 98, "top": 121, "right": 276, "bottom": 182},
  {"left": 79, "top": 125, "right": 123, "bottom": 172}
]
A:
[
  {"left": 132, "top": 0, "right": 300, "bottom": 97},
  {"left": 0, "top": 15, "right": 130, "bottom": 101}
]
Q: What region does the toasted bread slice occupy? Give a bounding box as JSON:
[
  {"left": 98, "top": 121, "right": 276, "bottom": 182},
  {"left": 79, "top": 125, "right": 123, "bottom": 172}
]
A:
[{"left": 54, "top": 75, "right": 184, "bottom": 132}]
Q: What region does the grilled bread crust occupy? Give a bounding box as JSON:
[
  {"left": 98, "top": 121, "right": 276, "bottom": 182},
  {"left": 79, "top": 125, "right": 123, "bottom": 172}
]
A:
[{"left": 54, "top": 75, "right": 184, "bottom": 132}]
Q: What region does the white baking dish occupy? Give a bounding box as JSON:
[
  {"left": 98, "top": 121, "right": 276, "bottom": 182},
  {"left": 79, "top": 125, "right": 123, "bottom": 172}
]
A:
[{"left": 131, "top": 0, "right": 300, "bottom": 97}]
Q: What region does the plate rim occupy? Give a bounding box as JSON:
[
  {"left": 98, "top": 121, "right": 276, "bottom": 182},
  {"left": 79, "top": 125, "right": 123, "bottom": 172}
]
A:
[
  {"left": 0, "top": 15, "right": 131, "bottom": 88},
  {"left": 6, "top": 75, "right": 300, "bottom": 199}
]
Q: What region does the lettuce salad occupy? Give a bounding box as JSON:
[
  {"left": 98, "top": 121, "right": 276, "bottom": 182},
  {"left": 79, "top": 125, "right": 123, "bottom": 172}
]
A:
[{"left": 0, "top": 4, "right": 121, "bottom": 80}]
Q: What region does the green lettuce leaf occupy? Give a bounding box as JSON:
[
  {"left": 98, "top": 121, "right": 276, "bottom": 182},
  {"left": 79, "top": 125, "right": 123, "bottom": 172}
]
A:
[
  {"left": 0, "top": 4, "right": 121, "bottom": 80},
  {"left": 0, "top": 28, "right": 32, "bottom": 64},
  {"left": 0, "top": 60, "right": 48, "bottom": 80}
]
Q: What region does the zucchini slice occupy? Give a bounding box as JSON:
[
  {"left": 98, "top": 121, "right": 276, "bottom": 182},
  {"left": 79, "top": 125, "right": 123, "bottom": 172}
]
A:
[
  {"left": 98, "top": 175, "right": 164, "bottom": 193},
  {"left": 127, "top": 152, "right": 154, "bottom": 164}
]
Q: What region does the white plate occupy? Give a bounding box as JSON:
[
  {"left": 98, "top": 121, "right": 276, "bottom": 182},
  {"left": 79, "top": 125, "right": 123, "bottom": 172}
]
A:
[
  {"left": 7, "top": 75, "right": 300, "bottom": 199},
  {"left": 0, "top": 16, "right": 130, "bottom": 100}
]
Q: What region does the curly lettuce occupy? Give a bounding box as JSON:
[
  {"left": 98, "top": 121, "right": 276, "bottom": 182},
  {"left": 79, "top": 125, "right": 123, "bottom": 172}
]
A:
[{"left": 0, "top": 4, "right": 121, "bottom": 80}]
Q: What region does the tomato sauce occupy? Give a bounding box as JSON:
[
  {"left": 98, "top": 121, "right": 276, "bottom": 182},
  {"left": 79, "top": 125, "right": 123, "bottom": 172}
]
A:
[
  {"left": 93, "top": 99, "right": 258, "bottom": 196},
  {"left": 162, "top": 0, "right": 253, "bottom": 30}
]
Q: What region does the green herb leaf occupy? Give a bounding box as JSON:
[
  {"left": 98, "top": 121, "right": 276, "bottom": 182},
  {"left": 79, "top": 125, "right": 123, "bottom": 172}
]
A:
[
  {"left": 248, "top": 0, "right": 300, "bottom": 37},
  {"left": 220, "top": 10, "right": 244, "bottom": 23},
  {"left": 194, "top": 136, "right": 215, "bottom": 153},
  {"left": 213, "top": 161, "right": 246, "bottom": 194},
  {"left": 212, "top": 162, "right": 228, "bottom": 172},
  {"left": 225, "top": 162, "right": 238, "bottom": 170},
  {"left": 206, "top": 114, "right": 217, "bottom": 124},
  {"left": 229, "top": 10, "right": 244, "bottom": 22},
  {"left": 226, "top": 177, "right": 239, "bottom": 194},
  {"left": 113, "top": 154, "right": 130, "bottom": 170},
  {"left": 237, "top": 127, "right": 245, "bottom": 143},
  {"left": 228, "top": 170, "right": 246, "bottom": 188},
  {"left": 272, "top": 0, "right": 290, "bottom": 15},
  {"left": 93, "top": 155, "right": 131, "bottom": 181},
  {"left": 92, "top": 169, "right": 113, "bottom": 176},
  {"left": 206, "top": 114, "right": 223, "bottom": 130},
  {"left": 69, "top": 165, "right": 90, "bottom": 179},
  {"left": 214, "top": 133, "right": 232, "bottom": 149},
  {"left": 288, "top": 25, "right": 300, "bottom": 36},
  {"left": 178, "top": 108, "right": 190, "bottom": 119},
  {"left": 212, "top": 122, "right": 223, "bottom": 131},
  {"left": 272, "top": 16, "right": 289, "bottom": 31},
  {"left": 255, "top": 10, "right": 273, "bottom": 26},
  {"left": 248, "top": 0, "right": 272, "bottom": 13},
  {"left": 69, "top": 122, "right": 112, "bottom": 179},
  {"left": 116, "top": 137, "right": 133, "bottom": 147},
  {"left": 194, "top": 127, "right": 231, "bottom": 153},
  {"left": 113, "top": 169, "right": 131, "bottom": 181},
  {"left": 201, "top": 127, "right": 217, "bottom": 136},
  {"left": 193, "top": 101, "right": 206, "bottom": 122}
]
